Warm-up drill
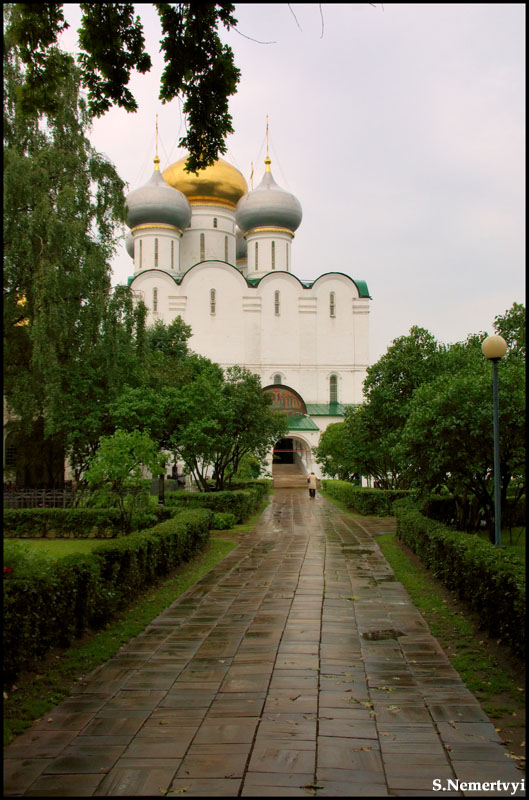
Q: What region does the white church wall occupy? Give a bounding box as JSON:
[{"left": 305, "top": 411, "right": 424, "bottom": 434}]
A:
[
  {"left": 129, "top": 269, "right": 180, "bottom": 325},
  {"left": 179, "top": 262, "right": 247, "bottom": 366}
]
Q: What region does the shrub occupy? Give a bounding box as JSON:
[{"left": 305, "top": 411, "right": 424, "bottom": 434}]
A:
[
  {"left": 419, "top": 495, "right": 458, "bottom": 526},
  {"left": 322, "top": 480, "right": 414, "bottom": 516},
  {"left": 393, "top": 499, "right": 525, "bottom": 659},
  {"left": 3, "top": 509, "right": 212, "bottom": 681},
  {"left": 212, "top": 511, "right": 237, "bottom": 530},
  {"left": 2, "top": 506, "right": 174, "bottom": 539},
  {"left": 165, "top": 482, "right": 268, "bottom": 524}
]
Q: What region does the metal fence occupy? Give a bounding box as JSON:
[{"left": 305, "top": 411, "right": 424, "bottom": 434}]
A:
[{"left": 3, "top": 490, "right": 77, "bottom": 509}]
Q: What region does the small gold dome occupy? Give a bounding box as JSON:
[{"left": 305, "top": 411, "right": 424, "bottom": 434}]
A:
[{"left": 162, "top": 155, "right": 248, "bottom": 209}]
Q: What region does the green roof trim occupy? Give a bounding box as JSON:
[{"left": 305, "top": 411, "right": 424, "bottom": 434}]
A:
[
  {"left": 305, "top": 403, "right": 359, "bottom": 416},
  {"left": 286, "top": 414, "right": 320, "bottom": 431},
  {"left": 126, "top": 267, "right": 370, "bottom": 298}
]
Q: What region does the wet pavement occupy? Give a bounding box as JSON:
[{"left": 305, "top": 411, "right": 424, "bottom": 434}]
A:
[{"left": 4, "top": 489, "right": 525, "bottom": 797}]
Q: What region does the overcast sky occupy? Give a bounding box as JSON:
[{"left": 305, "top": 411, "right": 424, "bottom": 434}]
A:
[{"left": 61, "top": 3, "right": 525, "bottom": 363}]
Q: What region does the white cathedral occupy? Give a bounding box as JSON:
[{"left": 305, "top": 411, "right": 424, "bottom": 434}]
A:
[{"left": 124, "top": 141, "right": 371, "bottom": 480}]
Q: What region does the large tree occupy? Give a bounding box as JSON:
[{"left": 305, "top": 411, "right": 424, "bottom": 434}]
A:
[
  {"left": 314, "top": 420, "right": 359, "bottom": 482},
  {"left": 3, "top": 14, "right": 144, "bottom": 485},
  {"left": 169, "top": 366, "right": 288, "bottom": 491},
  {"left": 340, "top": 326, "right": 448, "bottom": 488},
  {"left": 4, "top": 2, "right": 240, "bottom": 172},
  {"left": 399, "top": 349, "right": 525, "bottom": 538}
]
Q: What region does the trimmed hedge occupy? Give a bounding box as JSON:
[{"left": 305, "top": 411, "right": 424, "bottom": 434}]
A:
[
  {"left": 212, "top": 512, "right": 237, "bottom": 530},
  {"left": 165, "top": 481, "right": 269, "bottom": 524},
  {"left": 393, "top": 499, "right": 525, "bottom": 659},
  {"left": 3, "top": 509, "right": 212, "bottom": 681},
  {"left": 419, "top": 494, "right": 526, "bottom": 531},
  {"left": 2, "top": 506, "right": 174, "bottom": 539},
  {"left": 322, "top": 480, "right": 415, "bottom": 516}
]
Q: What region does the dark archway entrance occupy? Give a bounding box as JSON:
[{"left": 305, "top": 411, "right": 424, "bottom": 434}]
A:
[{"left": 274, "top": 438, "right": 294, "bottom": 465}]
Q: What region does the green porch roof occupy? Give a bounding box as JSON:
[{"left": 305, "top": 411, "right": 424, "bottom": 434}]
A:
[
  {"left": 286, "top": 414, "right": 320, "bottom": 431},
  {"left": 305, "top": 403, "right": 353, "bottom": 416}
]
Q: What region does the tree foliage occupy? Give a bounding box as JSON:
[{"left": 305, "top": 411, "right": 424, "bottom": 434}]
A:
[
  {"left": 313, "top": 421, "right": 358, "bottom": 482},
  {"left": 167, "top": 365, "right": 288, "bottom": 491},
  {"left": 84, "top": 429, "right": 165, "bottom": 533},
  {"left": 315, "top": 306, "right": 526, "bottom": 534},
  {"left": 5, "top": 2, "right": 240, "bottom": 172},
  {"left": 4, "top": 15, "right": 144, "bottom": 484}
]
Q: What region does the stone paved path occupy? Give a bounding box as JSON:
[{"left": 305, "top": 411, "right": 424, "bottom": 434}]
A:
[{"left": 4, "top": 490, "right": 525, "bottom": 797}]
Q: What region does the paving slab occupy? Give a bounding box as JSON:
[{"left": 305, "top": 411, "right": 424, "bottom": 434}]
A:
[{"left": 4, "top": 489, "right": 524, "bottom": 797}]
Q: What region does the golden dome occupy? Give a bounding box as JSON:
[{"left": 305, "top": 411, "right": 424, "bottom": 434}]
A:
[{"left": 162, "top": 156, "right": 248, "bottom": 209}]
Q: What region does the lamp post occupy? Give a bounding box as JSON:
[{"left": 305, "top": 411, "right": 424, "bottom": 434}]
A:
[{"left": 481, "top": 334, "right": 508, "bottom": 547}]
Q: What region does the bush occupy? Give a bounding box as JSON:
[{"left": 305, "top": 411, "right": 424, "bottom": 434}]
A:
[
  {"left": 393, "top": 498, "right": 525, "bottom": 659},
  {"left": 3, "top": 509, "right": 212, "bottom": 681},
  {"left": 212, "top": 512, "right": 237, "bottom": 530},
  {"left": 165, "top": 481, "right": 268, "bottom": 524},
  {"left": 2, "top": 506, "right": 174, "bottom": 539},
  {"left": 419, "top": 495, "right": 458, "bottom": 526},
  {"left": 322, "top": 480, "right": 414, "bottom": 516}
]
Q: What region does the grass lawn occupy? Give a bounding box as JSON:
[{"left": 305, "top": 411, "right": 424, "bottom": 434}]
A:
[{"left": 5, "top": 537, "right": 121, "bottom": 558}]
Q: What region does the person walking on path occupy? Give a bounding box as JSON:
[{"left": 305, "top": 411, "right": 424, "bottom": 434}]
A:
[{"left": 307, "top": 471, "right": 320, "bottom": 498}]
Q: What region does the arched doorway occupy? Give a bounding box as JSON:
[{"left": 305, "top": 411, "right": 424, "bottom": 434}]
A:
[{"left": 272, "top": 434, "right": 312, "bottom": 488}]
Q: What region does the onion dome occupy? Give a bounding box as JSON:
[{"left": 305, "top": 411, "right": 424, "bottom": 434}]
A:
[
  {"left": 235, "top": 226, "right": 247, "bottom": 260},
  {"left": 126, "top": 157, "right": 191, "bottom": 230},
  {"left": 162, "top": 155, "right": 248, "bottom": 208},
  {"left": 125, "top": 231, "right": 134, "bottom": 258},
  {"left": 235, "top": 156, "right": 302, "bottom": 234}
]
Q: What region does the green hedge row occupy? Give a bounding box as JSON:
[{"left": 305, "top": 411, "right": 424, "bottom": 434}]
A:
[
  {"left": 3, "top": 509, "right": 213, "bottom": 681},
  {"left": 2, "top": 506, "right": 174, "bottom": 539},
  {"left": 393, "top": 499, "right": 525, "bottom": 659},
  {"left": 420, "top": 494, "right": 526, "bottom": 530},
  {"left": 322, "top": 480, "right": 414, "bottom": 516},
  {"left": 165, "top": 481, "right": 269, "bottom": 523}
]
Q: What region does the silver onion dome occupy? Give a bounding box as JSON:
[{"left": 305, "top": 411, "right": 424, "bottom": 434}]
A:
[
  {"left": 235, "top": 226, "right": 248, "bottom": 259},
  {"left": 125, "top": 231, "right": 134, "bottom": 258},
  {"left": 235, "top": 157, "right": 302, "bottom": 234},
  {"left": 126, "top": 163, "right": 191, "bottom": 231}
]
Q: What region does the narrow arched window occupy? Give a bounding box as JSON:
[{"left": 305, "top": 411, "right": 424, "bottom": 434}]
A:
[
  {"left": 329, "top": 374, "right": 338, "bottom": 403},
  {"left": 210, "top": 288, "right": 216, "bottom": 315},
  {"left": 271, "top": 241, "right": 275, "bottom": 269},
  {"left": 139, "top": 239, "right": 143, "bottom": 268},
  {"left": 171, "top": 240, "right": 174, "bottom": 269},
  {"left": 224, "top": 236, "right": 228, "bottom": 262},
  {"left": 274, "top": 373, "right": 282, "bottom": 385},
  {"left": 200, "top": 233, "right": 205, "bottom": 261},
  {"left": 153, "top": 287, "right": 158, "bottom": 313},
  {"left": 213, "top": 217, "right": 218, "bottom": 228},
  {"left": 255, "top": 242, "right": 259, "bottom": 270},
  {"left": 154, "top": 238, "right": 159, "bottom": 268},
  {"left": 330, "top": 291, "right": 336, "bottom": 317},
  {"left": 274, "top": 290, "right": 280, "bottom": 316}
]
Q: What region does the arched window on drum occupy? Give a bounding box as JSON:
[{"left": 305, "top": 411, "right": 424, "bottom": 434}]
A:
[{"left": 329, "top": 374, "right": 338, "bottom": 403}]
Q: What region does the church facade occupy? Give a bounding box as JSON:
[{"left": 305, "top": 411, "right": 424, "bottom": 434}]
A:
[{"left": 125, "top": 148, "right": 371, "bottom": 478}]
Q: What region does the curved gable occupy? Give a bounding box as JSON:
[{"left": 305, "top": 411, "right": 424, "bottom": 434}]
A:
[
  {"left": 263, "top": 384, "right": 307, "bottom": 414},
  {"left": 310, "top": 272, "right": 371, "bottom": 298}
]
